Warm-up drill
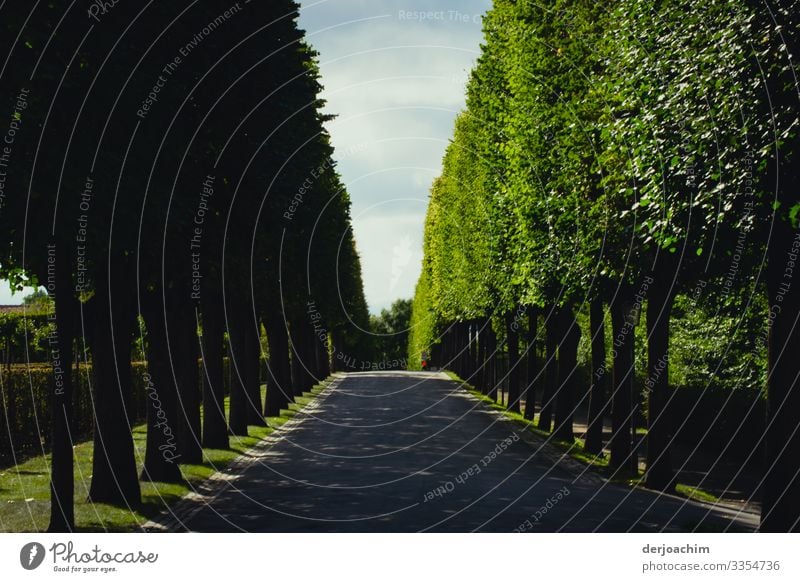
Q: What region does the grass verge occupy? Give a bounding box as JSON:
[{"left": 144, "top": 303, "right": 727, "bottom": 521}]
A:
[
  {"left": 444, "top": 371, "right": 721, "bottom": 505},
  {"left": 0, "top": 380, "right": 329, "bottom": 532}
]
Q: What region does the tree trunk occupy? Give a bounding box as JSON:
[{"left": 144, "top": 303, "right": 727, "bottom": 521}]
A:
[
  {"left": 762, "top": 220, "right": 800, "bottom": 532},
  {"left": 474, "top": 322, "right": 486, "bottom": 393},
  {"left": 538, "top": 307, "right": 559, "bottom": 432},
  {"left": 245, "top": 317, "right": 265, "bottom": 426},
  {"left": 330, "top": 330, "right": 340, "bottom": 373},
  {"left": 609, "top": 292, "right": 635, "bottom": 473},
  {"left": 315, "top": 331, "right": 330, "bottom": 380},
  {"left": 87, "top": 285, "right": 141, "bottom": 505},
  {"left": 505, "top": 311, "right": 521, "bottom": 413},
  {"left": 264, "top": 312, "right": 292, "bottom": 417},
  {"left": 303, "top": 320, "right": 321, "bottom": 386},
  {"left": 466, "top": 322, "right": 475, "bottom": 382},
  {"left": 553, "top": 305, "right": 580, "bottom": 442},
  {"left": 200, "top": 295, "right": 229, "bottom": 449},
  {"left": 586, "top": 299, "right": 608, "bottom": 455},
  {"left": 644, "top": 273, "right": 676, "bottom": 492},
  {"left": 486, "top": 324, "right": 498, "bottom": 401},
  {"left": 441, "top": 327, "right": 451, "bottom": 372},
  {"left": 174, "top": 303, "right": 203, "bottom": 463},
  {"left": 523, "top": 308, "right": 538, "bottom": 421},
  {"left": 140, "top": 292, "right": 183, "bottom": 483},
  {"left": 47, "top": 253, "right": 76, "bottom": 532},
  {"left": 227, "top": 297, "right": 249, "bottom": 436},
  {"left": 290, "top": 318, "right": 314, "bottom": 396},
  {"left": 459, "top": 322, "right": 470, "bottom": 379}
]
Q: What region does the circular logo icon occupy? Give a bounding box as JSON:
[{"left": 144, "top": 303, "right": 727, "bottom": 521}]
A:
[{"left": 20, "top": 542, "right": 46, "bottom": 570}]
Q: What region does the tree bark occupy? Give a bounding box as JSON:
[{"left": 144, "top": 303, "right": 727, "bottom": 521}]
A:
[
  {"left": 537, "top": 307, "right": 559, "bottom": 432},
  {"left": 762, "top": 220, "right": 800, "bottom": 532},
  {"left": 644, "top": 272, "right": 676, "bottom": 492},
  {"left": 87, "top": 283, "right": 141, "bottom": 505},
  {"left": 290, "top": 318, "right": 315, "bottom": 396},
  {"left": 585, "top": 299, "right": 608, "bottom": 455},
  {"left": 505, "top": 311, "right": 521, "bottom": 413},
  {"left": 553, "top": 305, "right": 581, "bottom": 442},
  {"left": 174, "top": 302, "right": 203, "bottom": 463},
  {"left": 140, "top": 291, "right": 183, "bottom": 483},
  {"left": 226, "top": 294, "right": 249, "bottom": 436},
  {"left": 485, "top": 324, "right": 498, "bottom": 401},
  {"left": 47, "top": 252, "right": 76, "bottom": 532},
  {"left": 609, "top": 292, "right": 635, "bottom": 473},
  {"left": 264, "top": 311, "right": 293, "bottom": 417},
  {"left": 523, "top": 308, "right": 538, "bottom": 421},
  {"left": 474, "top": 321, "right": 486, "bottom": 393},
  {"left": 245, "top": 316, "right": 265, "bottom": 426},
  {"left": 200, "top": 294, "right": 229, "bottom": 449},
  {"left": 315, "top": 331, "right": 330, "bottom": 380}
]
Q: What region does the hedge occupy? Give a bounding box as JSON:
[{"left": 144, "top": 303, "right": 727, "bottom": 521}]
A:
[{"left": 0, "top": 358, "right": 235, "bottom": 467}]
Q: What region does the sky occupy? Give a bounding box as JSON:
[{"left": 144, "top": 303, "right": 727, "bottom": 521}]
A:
[
  {"left": 297, "top": 0, "right": 491, "bottom": 313},
  {"left": 0, "top": 0, "right": 492, "bottom": 309}
]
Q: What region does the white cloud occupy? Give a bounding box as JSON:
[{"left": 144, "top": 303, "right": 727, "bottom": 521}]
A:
[{"left": 299, "top": 0, "right": 491, "bottom": 312}]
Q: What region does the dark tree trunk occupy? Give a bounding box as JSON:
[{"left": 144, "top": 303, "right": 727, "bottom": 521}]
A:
[
  {"left": 303, "top": 320, "right": 321, "bottom": 386},
  {"left": 245, "top": 317, "right": 265, "bottom": 426},
  {"left": 609, "top": 293, "right": 636, "bottom": 473},
  {"left": 200, "top": 294, "right": 229, "bottom": 449},
  {"left": 47, "top": 254, "right": 76, "bottom": 532},
  {"left": 290, "top": 318, "right": 314, "bottom": 396},
  {"left": 227, "top": 297, "right": 249, "bottom": 436},
  {"left": 538, "top": 307, "right": 559, "bottom": 432},
  {"left": 485, "top": 324, "right": 498, "bottom": 401},
  {"left": 505, "top": 311, "right": 521, "bottom": 413},
  {"left": 470, "top": 319, "right": 483, "bottom": 390},
  {"left": 523, "top": 308, "right": 538, "bottom": 421},
  {"left": 475, "top": 322, "right": 486, "bottom": 393},
  {"left": 174, "top": 303, "right": 203, "bottom": 463},
  {"left": 441, "top": 327, "right": 451, "bottom": 371},
  {"left": 553, "top": 305, "right": 581, "bottom": 442},
  {"left": 330, "top": 330, "right": 340, "bottom": 373},
  {"left": 644, "top": 272, "right": 676, "bottom": 492},
  {"left": 459, "top": 322, "right": 470, "bottom": 379},
  {"left": 264, "top": 312, "right": 292, "bottom": 417},
  {"left": 140, "top": 292, "right": 183, "bottom": 483},
  {"left": 466, "top": 322, "right": 475, "bottom": 382},
  {"left": 455, "top": 322, "right": 463, "bottom": 377},
  {"left": 762, "top": 219, "right": 800, "bottom": 532},
  {"left": 87, "top": 280, "right": 141, "bottom": 506},
  {"left": 453, "top": 325, "right": 460, "bottom": 375},
  {"left": 314, "top": 335, "right": 331, "bottom": 380},
  {"left": 585, "top": 299, "right": 609, "bottom": 455}
]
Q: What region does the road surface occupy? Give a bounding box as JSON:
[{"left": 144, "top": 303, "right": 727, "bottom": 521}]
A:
[{"left": 168, "top": 372, "right": 758, "bottom": 532}]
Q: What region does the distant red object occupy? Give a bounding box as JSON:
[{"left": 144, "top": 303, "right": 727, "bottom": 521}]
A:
[{"left": 421, "top": 360, "right": 428, "bottom": 370}]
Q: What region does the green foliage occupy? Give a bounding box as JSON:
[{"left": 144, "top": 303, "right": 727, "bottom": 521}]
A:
[
  {"left": 370, "top": 299, "right": 412, "bottom": 367},
  {"left": 411, "top": 0, "right": 797, "bottom": 397},
  {"left": 21, "top": 289, "right": 51, "bottom": 308},
  {"left": 0, "top": 310, "right": 53, "bottom": 363},
  {"left": 408, "top": 269, "right": 439, "bottom": 369}
]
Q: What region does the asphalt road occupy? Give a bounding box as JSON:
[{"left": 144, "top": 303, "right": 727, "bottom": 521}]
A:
[{"left": 177, "top": 372, "right": 758, "bottom": 532}]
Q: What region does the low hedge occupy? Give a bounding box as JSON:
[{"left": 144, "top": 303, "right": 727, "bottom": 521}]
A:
[{"left": 0, "top": 358, "right": 234, "bottom": 467}]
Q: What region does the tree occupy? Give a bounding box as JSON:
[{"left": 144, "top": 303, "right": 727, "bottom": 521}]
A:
[{"left": 370, "top": 299, "right": 412, "bottom": 367}]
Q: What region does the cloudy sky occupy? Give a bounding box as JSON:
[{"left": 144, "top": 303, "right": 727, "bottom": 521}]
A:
[
  {"left": 298, "top": 0, "right": 491, "bottom": 312},
  {"left": 0, "top": 0, "right": 492, "bottom": 308}
]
